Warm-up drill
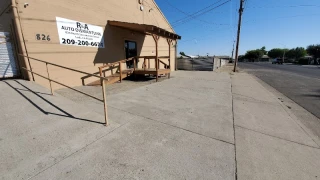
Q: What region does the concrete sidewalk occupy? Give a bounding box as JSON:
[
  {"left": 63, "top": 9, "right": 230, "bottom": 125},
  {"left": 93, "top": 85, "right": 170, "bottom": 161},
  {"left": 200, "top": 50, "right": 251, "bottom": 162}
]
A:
[
  {"left": 232, "top": 72, "right": 320, "bottom": 180},
  {"left": 1, "top": 70, "right": 320, "bottom": 179}
]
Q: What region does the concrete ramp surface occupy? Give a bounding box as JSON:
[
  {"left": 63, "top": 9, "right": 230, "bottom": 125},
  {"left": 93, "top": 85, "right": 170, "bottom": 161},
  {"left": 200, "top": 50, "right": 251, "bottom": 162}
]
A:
[{"left": 0, "top": 72, "right": 236, "bottom": 180}]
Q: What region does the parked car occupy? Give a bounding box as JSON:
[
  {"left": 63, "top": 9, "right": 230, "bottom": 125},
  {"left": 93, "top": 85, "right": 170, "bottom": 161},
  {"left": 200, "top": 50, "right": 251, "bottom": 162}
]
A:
[{"left": 272, "top": 59, "right": 283, "bottom": 64}]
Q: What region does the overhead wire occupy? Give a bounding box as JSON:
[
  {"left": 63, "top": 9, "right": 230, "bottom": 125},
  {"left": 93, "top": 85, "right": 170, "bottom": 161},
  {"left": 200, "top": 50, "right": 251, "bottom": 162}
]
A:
[
  {"left": 171, "top": 0, "right": 225, "bottom": 24},
  {"left": 163, "top": 0, "right": 229, "bottom": 26},
  {"left": 172, "top": 0, "right": 232, "bottom": 27},
  {"left": 246, "top": 4, "right": 320, "bottom": 9},
  {"left": 243, "top": 13, "right": 320, "bottom": 24}
]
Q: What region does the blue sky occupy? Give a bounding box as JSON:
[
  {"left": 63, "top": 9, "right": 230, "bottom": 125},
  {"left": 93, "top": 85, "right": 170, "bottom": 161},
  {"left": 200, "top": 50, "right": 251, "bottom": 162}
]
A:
[{"left": 155, "top": 0, "right": 320, "bottom": 56}]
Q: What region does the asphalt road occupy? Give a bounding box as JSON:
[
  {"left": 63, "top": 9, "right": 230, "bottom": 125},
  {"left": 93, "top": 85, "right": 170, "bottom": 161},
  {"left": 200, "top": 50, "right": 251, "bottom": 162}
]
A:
[{"left": 239, "top": 62, "right": 320, "bottom": 119}]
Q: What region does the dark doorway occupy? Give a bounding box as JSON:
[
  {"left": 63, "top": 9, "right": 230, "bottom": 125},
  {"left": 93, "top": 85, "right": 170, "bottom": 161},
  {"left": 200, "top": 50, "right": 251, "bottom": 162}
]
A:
[{"left": 125, "top": 40, "right": 137, "bottom": 68}]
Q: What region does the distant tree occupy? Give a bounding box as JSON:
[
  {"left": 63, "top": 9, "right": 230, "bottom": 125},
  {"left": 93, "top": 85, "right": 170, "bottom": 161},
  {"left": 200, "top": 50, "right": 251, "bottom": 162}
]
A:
[
  {"left": 238, "top": 55, "right": 245, "bottom": 62},
  {"left": 286, "top": 49, "right": 295, "bottom": 60},
  {"left": 244, "top": 49, "right": 263, "bottom": 61},
  {"left": 179, "top": 52, "right": 186, "bottom": 56},
  {"left": 268, "top": 48, "right": 288, "bottom": 59},
  {"left": 306, "top": 44, "right": 320, "bottom": 60},
  {"left": 260, "top": 46, "right": 267, "bottom": 55},
  {"left": 286, "top": 47, "right": 307, "bottom": 60}
]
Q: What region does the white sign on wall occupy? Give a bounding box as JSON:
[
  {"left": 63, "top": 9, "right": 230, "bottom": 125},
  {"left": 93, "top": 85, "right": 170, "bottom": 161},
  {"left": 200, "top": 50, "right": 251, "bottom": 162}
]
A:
[{"left": 56, "top": 17, "right": 105, "bottom": 48}]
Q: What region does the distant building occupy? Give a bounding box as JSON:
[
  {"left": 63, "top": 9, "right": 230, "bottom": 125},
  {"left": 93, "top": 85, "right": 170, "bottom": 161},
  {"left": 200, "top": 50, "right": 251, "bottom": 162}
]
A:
[
  {"left": 260, "top": 55, "right": 271, "bottom": 62},
  {"left": 214, "top": 56, "right": 231, "bottom": 60}
]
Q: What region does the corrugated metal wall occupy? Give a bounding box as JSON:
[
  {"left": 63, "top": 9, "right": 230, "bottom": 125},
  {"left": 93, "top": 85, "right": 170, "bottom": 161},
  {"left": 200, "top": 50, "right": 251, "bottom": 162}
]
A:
[{"left": 0, "top": 32, "right": 19, "bottom": 78}]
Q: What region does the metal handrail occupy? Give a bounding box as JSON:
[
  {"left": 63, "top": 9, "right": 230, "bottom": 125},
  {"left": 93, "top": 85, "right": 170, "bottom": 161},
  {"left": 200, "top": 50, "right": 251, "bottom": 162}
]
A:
[
  {"left": 97, "top": 55, "right": 171, "bottom": 83},
  {"left": 98, "top": 56, "right": 170, "bottom": 70},
  {"left": 98, "top": 57, "right": 135, "bottom": 69},
  {"left": 20, "top": 55, "right": 108, "bottom": 81},
  {"left": 159, "top": 59, "right": 170, "bottom": 68},
  {"left": 19, "top": 54, "right": 109, "bottom": 126}
]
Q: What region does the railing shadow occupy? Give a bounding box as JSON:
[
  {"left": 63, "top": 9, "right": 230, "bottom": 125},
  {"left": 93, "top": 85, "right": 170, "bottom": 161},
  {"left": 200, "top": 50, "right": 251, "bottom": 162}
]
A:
[{"left": 4, "top": 80, "right": 105, "bottom": 125}]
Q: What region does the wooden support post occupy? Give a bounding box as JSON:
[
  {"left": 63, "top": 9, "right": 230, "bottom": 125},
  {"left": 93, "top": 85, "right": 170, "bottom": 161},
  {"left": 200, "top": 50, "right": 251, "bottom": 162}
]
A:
[
  {"left": 167, "top": 39, "right": 172, "bottom": 79},
  {"left": 168, "top": 58, "right": 171, "bottom": 79},
  {"left": 152, "top": 34, "right": 160, "bottom": 82},
  {"left": 119, "top": 62, "right": 122, "bottom": 83},
  {"left": 99, "top": 67, "right": 103, "bottom": 77},
  {"left": 144, "top": 58, "right": 146, "bottom": 71},
  {"left": 148, "top": 58, "right": 151, "bottom": 77},
  {"left": 45, "top": 63, "right": 54, "bottom": 95},
  {"left": 101, "top": 79, "right": 108, "bottom": 126},
  {"left": 111, "top": 65, "right": 114, "bottom": 75},
  {"left": 133, "top": 58, "right": 136, "bottom": 79}
]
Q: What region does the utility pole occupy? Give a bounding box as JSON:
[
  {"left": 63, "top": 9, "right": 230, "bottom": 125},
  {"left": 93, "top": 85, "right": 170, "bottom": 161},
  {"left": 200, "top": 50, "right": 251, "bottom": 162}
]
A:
[
  {"left": 233, "top": 0, "right": 245, "bottom": 72},
  {"left": 279, "top": 43, "right": 286, "bottom": 64},
  {"left": 231, "top": 40, "right": 235, "bottom": 61}
]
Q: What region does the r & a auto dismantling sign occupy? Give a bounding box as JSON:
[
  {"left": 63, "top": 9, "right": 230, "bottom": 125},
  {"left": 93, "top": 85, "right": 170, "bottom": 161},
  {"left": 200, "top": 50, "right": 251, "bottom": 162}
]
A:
[{"left": 56, "top": 17, "right": 105, "bottom": 48}]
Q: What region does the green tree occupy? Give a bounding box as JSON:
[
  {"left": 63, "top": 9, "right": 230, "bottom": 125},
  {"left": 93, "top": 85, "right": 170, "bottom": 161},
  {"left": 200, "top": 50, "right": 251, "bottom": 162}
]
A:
[
  {"left": 179, "top": 52, "right": 186, "bottom": 56},
  {"left": 286, "top": 49, "right": 295, "bottom": 59},
  {"left": 286, "top": 47, "right": 307, "bottom": 60},
  {"left": 244, "top": 49, "right": 263, "bottom": 61},
  {"left": 306, "top": 44, "right": 320, "bottom": 60},
  {"left": 260, "top": 46, "right": 267, "bottom": 55},
  {"left": 268, "top": 48, "right": 288, "bottom": 59},
  {"left": 238, "top": 55, "right": 245, "bottom": 62}
]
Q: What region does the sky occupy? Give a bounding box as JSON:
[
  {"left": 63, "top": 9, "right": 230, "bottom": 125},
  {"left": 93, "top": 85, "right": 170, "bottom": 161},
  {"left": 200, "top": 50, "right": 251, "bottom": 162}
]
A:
[{"left": 155, "top": 0, "right": 320, "bottom": 56}]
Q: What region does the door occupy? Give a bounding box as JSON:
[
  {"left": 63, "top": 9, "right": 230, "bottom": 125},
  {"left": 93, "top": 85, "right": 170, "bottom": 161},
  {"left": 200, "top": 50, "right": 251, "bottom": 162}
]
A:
[
  {"left": 125, "top": 40, "right": 137, "bottom": 68},
  {"left": 0, "top": 32, "right": 19, "bottom": 78}
]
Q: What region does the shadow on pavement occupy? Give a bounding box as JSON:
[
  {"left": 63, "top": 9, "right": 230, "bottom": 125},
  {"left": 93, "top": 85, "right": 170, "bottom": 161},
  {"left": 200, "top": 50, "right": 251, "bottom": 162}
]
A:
[{"left": 4, "top": 80, "right": 105, "bottom": 125}]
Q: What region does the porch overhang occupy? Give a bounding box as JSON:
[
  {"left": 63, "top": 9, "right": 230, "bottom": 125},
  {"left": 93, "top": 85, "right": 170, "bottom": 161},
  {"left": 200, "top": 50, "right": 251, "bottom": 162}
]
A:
[{"left": 108, "top": 21, "right": 181, "bottom": 40}]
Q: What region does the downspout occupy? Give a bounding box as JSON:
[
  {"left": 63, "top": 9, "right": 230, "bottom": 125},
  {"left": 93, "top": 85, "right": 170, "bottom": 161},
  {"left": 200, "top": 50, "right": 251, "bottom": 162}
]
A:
[{"left": 11, "top": 0, "right": 33, "bottom": 80}]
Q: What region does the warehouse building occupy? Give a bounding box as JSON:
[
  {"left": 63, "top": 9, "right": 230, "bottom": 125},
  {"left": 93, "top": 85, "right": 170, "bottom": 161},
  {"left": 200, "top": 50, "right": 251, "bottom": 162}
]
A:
[{"left": 0, "top": 0, "right": 181, "bottom": 89}]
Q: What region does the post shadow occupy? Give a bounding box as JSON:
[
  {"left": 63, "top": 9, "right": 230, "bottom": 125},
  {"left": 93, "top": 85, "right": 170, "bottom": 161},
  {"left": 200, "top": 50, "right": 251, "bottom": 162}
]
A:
[{"left": 4, "top": 80, "right": 104, "bottom": 125}]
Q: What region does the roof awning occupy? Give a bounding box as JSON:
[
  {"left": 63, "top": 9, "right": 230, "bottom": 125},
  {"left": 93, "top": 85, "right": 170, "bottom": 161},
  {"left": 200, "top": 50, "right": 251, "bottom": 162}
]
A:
[{"left": 108, "top": 21, "right": 181, "bottom": 40}]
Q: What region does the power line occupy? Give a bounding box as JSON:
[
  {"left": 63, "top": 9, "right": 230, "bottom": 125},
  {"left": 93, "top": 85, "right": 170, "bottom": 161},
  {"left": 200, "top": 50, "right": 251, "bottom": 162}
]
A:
[
  {"left": 171, "top": 0, "right": 225, "bottom": 24},
  {"left": 171, "top": 0, "right": 230, "bottom": 25},
  {"left": 246, "top": 4, "right": 320, "bottom": 9},
  {"left": 243, "top": 13, "right": 320, "bottom": 24},
  {"left": 172, "top": 0, "right": 231, "bottom": 27},
  {"left": 163, "top": 0, "right": 229, "bottom": 26},
  {"left": 172, "top": 1, "right": 231, "bottom": 27}
]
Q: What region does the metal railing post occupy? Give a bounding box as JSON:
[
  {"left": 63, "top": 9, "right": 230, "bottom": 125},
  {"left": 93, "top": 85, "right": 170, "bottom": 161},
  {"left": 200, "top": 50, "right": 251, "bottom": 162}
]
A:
[
  {"left": 192, "top": 58, "right": 194, "bottom": 71},
  {"left": 101, "top": 79, "right": 108, "bottom": 126},
  {"left": 19, "top": 54, "right": 111, "bottom": 126},
  {"left": 45, "top": 63, "right": 54, "bottom": 95},
  {"left": 133, "top": 58, "right": 137, "bottom": 79},
  {"left": 119, "top": 62, "right": 122, "bottom": 83}
]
